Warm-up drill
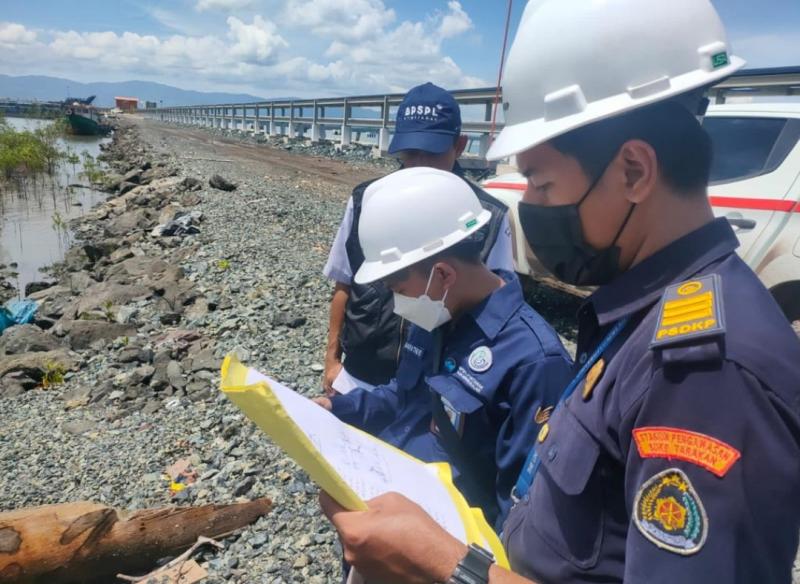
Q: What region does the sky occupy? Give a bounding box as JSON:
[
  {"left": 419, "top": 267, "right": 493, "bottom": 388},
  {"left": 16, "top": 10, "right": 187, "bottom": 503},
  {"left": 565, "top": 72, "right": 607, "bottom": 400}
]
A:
[{"left": 0, "top": 0, "right": 798, "bottom": 99}]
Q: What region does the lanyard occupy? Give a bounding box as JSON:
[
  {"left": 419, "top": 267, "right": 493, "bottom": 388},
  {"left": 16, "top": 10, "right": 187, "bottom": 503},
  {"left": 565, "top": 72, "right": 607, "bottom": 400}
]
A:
[{"left": 512, "top": 315, "right": 631, "bottom": 502}]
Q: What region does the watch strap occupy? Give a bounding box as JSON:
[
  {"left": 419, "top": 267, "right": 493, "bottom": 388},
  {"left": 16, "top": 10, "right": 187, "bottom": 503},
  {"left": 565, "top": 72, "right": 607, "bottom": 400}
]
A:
[{"left": 446, "top": 543, "right": 494, "bottom": 584}]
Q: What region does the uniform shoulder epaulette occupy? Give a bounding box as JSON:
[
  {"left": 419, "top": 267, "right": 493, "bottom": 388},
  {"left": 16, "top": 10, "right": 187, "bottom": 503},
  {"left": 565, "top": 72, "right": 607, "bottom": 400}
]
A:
[{"left": 650, "top": 274, "right": 726, "bottom": 349}]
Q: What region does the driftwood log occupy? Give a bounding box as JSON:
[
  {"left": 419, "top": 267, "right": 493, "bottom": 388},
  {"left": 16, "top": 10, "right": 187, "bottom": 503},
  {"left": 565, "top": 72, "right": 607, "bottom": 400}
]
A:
[{"left": 0, "top": 498, "right": 272, "bottom": 583}]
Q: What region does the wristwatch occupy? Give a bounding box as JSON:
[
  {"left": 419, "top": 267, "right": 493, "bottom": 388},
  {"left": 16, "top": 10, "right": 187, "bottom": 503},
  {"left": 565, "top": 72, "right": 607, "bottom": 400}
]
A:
[{"left": 446, "top": 543, "right": 494, "bottom": 584}]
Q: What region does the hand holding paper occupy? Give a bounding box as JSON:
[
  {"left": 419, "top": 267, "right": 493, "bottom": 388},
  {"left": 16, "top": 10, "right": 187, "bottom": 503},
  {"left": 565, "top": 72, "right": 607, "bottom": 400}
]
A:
[{"left": 219, "top": 353, "right": 507, "bottom": 566}]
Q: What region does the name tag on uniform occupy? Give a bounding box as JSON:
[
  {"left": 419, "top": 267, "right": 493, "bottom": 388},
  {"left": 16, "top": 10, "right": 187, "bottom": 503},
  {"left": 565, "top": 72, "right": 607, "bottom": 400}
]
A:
[{"left": 403, "top": 342, "right": 425, "bottom": 358}]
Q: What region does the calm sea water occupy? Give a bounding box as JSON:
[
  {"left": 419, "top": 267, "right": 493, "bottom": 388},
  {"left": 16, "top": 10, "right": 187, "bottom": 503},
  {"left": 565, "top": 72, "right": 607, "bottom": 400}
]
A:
[{"left": 1, "top": 117, "right": 110, "bottom": 297}]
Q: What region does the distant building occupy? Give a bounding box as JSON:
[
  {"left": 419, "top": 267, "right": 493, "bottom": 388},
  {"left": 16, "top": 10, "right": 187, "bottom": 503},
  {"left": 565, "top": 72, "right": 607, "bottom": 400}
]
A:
[
  {"left": 145, "top": 101, "right": 158, "bottom": 109},
  {"left": 115, "top": 97, "right": 138, "bottom": 112}
]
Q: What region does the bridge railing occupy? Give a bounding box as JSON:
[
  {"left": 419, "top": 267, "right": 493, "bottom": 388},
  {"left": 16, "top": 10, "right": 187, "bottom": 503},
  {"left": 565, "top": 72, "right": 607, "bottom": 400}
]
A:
[{"left": 141, "top": 66, "right": 800, "bottom": 163}]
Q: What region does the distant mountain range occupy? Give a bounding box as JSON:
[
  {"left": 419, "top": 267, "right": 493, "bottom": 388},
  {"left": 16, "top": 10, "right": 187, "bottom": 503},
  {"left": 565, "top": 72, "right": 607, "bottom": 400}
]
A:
[{"left": 0, "top": 74, "right": 286, "bottom": 107}]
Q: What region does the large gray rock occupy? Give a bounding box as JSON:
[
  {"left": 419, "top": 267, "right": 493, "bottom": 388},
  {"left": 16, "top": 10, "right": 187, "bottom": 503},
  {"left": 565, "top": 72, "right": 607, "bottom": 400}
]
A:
[
  {"left": 61, "top": 247, "right": 92, "bottom": 272},
  {"left": 209, "top": 174, "right": 237, "bottom": 192},
  {"left": 153, "top": 278, "right": 196, "bottom": 312},
  {"left": 69, "top": 281, "right": 151, "bottom": 319},
  {"left": 118, "top": 181, "right": 138, "bottom": 196},
  {"left": 181, "top": 177, "right": 203, "bottom": 191},
  {"left": 187, "top": 347, "right": 219, "bottom": 372},
  {"left": 109, "top": 248, "right": 134, "bottom": 264},
  {"left": 24, "top": 281, "right": 55, "bottom": 296},
  {"left": 166, "top": 360, "right": 186, "bottom": 390},
  {"left": 121, "top": 167, "right": 143, "bottom": 185},
  {"left": 0, "top": 325, "right": 61, "bottom": 355},
  {"left": 63, "top": 272, "right": 97, "bottom": 294},
  {"left": 0, "top": 376, "right": 27, "bottom": 397},
  {"left": 28, "top": 285, "right": 75, "bottom": 319},
  {"left": 105, "top": 209, "right": 154, "bottom": 237},
  {"left": 102, "top": 173, "right": 124, "bottom": 191},
  {"left": 106, "top": 257, "right": 182, "bottom": 285},
  {"left": 63, "top": 321, "right": 137, "bottom": 351},
  {"left": 158, "top": 203, "right": 184, "bottom": 226},
  {"left": 0, "top": 349, "right": 80, "bottom": 382},
  {"left": 140, "top": 165, "right": 174, "bottom": 184}
]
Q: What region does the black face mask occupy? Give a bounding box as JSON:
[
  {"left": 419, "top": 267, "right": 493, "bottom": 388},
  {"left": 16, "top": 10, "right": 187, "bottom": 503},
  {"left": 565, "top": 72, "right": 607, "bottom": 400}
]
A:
[{"left": 518, "top": 171, "right": 636, "bottom": 286}]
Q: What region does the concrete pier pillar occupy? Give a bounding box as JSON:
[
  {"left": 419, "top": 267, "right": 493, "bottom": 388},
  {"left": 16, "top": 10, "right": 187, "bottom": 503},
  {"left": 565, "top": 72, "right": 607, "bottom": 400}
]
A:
[
  {"left": 340, "top": 125, "right": 352, "bottom": 146},
  {"left": 288, "top": 122, "right": 296, "bottom": 139},
  {"left": 477, "top": 134, "right": 491, "bottom": 159},
  {"left": 311, "top": 123, "right": 322, "bottom": 143},
  {"left": 270, "top": 121, "right": 278, "bottom": 136},
  {"left": 378, "top": 128, "right": 390, "bottom": 154}
]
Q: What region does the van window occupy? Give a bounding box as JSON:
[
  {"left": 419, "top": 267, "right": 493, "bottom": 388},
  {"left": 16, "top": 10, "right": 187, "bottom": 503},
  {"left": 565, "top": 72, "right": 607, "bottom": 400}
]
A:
[{"left": 703, "top": 116, "right": 799, "bottom": 184}]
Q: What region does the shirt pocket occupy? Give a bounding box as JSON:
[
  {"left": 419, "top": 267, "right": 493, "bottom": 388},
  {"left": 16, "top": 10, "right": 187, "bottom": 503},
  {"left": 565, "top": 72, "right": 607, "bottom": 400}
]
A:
[
  {"left": 426, "top": 374, "right": 485, "bottom": 435},
  {"left": 527, "top": 405, "right": 604, "bottom": 570}
]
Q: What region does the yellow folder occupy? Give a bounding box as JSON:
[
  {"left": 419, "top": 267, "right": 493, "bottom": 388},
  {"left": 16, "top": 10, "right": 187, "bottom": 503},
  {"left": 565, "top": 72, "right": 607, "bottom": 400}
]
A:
[{"left": 220, "top": 353, "right": 509, "bottom": 568}]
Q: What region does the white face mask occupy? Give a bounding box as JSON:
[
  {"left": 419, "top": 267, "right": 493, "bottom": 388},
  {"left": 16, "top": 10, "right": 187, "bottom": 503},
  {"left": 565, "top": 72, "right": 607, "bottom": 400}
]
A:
[{"left": 392, "top": 267, "right": 452, "bottom": 332}]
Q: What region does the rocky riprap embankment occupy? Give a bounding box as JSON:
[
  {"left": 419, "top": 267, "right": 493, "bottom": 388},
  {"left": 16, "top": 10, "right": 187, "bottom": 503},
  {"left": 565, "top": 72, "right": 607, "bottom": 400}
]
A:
[
  {"left": 201, "top": 124, "right": 400, "bottom": 170},
  {"left": 0, "top": 121, "right": 351, "bottom": 582}
]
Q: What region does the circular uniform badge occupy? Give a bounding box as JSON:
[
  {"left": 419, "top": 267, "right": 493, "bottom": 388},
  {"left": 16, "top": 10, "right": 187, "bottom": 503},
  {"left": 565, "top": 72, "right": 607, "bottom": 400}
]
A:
[{"left": 468, "top": 346, "right": 493, "bottom": 373}]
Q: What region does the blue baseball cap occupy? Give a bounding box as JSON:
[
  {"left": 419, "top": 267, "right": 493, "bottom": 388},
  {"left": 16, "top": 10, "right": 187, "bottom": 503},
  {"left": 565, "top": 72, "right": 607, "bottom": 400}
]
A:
[{"left": 388, "top": 82, "right": 462, "bottom": 155}]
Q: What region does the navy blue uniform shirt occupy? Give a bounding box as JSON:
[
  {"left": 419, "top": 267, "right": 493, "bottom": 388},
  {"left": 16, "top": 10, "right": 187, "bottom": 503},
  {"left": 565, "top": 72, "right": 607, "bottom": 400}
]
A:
[
  {"left": 331, "top": 270, "right": 572, "bottom": 528},
  {"left": 503, "top": 219, "right": 800, "bottom": 583}
]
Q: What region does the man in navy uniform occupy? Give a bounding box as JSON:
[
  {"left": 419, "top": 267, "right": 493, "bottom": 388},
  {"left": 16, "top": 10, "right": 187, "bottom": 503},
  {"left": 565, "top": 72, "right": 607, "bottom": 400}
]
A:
[
  {"left": 322, "top": 82, "right": 513, "bottom": 396},
  {"left": 315, "top": 166, "right": 570, "bottom": 528},
  {"left": 317, "top": 0, "right": 800, "bottom": 582}
]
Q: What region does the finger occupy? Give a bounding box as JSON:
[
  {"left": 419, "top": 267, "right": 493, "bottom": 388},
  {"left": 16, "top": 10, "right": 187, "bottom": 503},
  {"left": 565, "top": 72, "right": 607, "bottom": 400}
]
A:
[
  {"left": 323, "top": 386, "right": 336, "bottom": 397},
  {"left": 365, "top": 491, "right": 407, "bottom": 510},
  {"left": 319, "top": 490, "right": 347, "bottom": 522}
]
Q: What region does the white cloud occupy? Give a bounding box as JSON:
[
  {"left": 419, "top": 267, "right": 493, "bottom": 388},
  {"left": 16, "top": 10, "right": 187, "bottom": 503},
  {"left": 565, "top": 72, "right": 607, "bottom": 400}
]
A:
[
  {"left": 0, "top": 22, "right": 37, "bottom": 46},
  {"left": 227, "top": 15, "right": 288, "bottom": 63},
  {"left": 283, "top": 0, "right": 396, "bottom": 42},
  {"left": 195, "top": 0, "right": 255, "bottom": 12},
  {"left": 313, "top": 1, "right": 484, "bottom": 93},
  {"left": 0, "top": 0, "right": 484, "bottom": 98},
  {"left": 43, "top": 15, "right": 287, "bottom": 74},
  {"left": 438, "top": 1, "right": 473, "bottom": 39}
]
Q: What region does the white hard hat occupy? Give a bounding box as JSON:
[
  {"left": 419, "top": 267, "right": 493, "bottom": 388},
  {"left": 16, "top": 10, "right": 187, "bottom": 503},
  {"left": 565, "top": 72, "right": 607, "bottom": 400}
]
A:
[
  {"left": 487, "top": 0, "right": 745, "bottom": 160},
  {"left": 354, "top": 167, "right": 491, "bottom": 284}
]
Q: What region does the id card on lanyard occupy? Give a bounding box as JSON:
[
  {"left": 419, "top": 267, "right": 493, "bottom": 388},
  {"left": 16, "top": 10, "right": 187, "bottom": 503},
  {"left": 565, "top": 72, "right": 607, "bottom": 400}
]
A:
[{"left": 511, "top": 316, "right": 631, "bottom": 502}]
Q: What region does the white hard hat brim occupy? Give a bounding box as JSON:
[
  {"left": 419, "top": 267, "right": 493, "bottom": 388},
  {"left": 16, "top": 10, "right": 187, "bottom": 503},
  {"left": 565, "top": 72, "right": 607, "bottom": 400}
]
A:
[
  {"left": 487, "top": 56, "right": 746, "bottom": 161},
  {"left": 353, "top": 209, "right": 492, "bottom": 285}
]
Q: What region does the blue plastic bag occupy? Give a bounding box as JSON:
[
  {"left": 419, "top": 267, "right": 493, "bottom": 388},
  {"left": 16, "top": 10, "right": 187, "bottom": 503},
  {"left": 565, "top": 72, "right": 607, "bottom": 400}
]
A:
[{"left": 0, "top": 299, "right": 37, "bottom": 334}]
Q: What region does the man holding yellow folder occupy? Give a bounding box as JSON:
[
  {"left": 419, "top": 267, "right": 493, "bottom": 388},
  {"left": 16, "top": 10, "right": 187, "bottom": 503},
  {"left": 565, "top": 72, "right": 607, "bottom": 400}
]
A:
[{"left": 314, "top": 166, "right": 571, "bottom": 529}]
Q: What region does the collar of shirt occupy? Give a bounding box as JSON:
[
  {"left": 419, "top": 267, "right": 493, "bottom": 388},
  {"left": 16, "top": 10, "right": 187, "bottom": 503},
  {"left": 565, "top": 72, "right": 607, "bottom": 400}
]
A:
[
  {"left": 459, "top": 270, "right": 525, "bottom": 341},
  {"left": 586, "top": 218, "right": 739, "bottom": 327}
]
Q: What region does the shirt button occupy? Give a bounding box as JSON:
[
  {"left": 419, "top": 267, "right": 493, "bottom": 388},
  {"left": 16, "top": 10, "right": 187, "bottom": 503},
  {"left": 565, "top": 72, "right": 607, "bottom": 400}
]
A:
[
  {"left": 547, "top": 447, "right": 557, "bottom": 462},
  {"left": 404, "top": 426, "right": 411, "bottom": 432},
  {"left": 537, "top": 423, "right": 549, "bottom": 443},
  {"left": 579, "top": 352, "right": 589, "bottom": 365}
]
